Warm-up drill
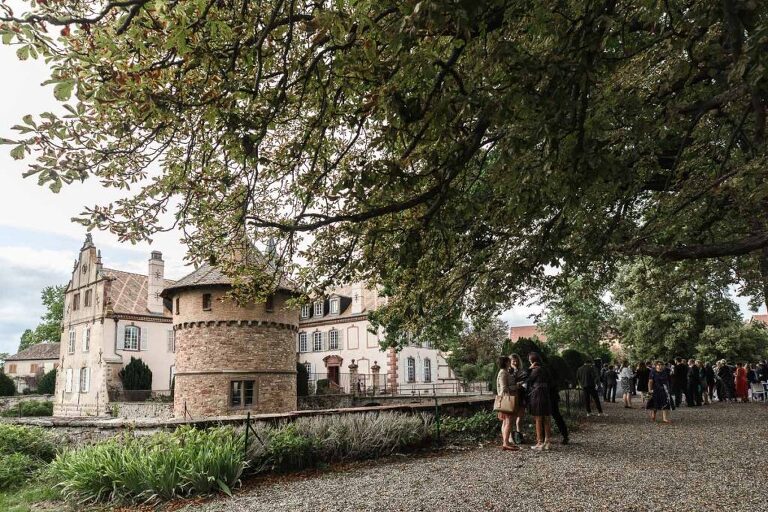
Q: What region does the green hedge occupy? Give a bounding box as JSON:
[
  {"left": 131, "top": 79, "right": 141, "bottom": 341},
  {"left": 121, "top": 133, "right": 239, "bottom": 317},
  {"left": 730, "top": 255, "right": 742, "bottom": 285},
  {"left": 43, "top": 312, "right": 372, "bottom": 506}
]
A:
[
  {"left": 0, "top": 400, "right": 53, "bottom": 418},
  {"left": 0, "top": 424, "right": 57, "bottom": 490}
]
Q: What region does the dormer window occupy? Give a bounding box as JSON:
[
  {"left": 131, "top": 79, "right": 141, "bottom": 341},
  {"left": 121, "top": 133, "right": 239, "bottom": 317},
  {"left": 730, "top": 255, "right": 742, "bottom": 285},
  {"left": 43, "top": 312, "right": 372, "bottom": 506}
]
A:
[
  {"left": 313, "top": 301, "right": 323, "bottom": 317},
  {"left": 330, "top": 298, "right": 340, "bottom": 315},
  {"left": 301, "top": 304, "right": 311, "bottom": 319}
]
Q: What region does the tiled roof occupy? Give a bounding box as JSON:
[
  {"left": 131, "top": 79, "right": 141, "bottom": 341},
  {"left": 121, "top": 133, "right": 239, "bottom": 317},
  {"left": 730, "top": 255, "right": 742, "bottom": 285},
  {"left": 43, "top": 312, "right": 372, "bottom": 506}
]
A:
[
  {"left": 162, "top": 262, "right": 297, "bottom": 296},
  {"left": 102, "top": 268, "right": 175, "bottom": 316},
  {"left": 7, "top": 342, "right": 61, "bottom": 361},
  {"left": 508, "top": 325, "right": 547, "bottom": 342},
  {"left": 751, "top": 314, "right": 768, "bottom": 324}
]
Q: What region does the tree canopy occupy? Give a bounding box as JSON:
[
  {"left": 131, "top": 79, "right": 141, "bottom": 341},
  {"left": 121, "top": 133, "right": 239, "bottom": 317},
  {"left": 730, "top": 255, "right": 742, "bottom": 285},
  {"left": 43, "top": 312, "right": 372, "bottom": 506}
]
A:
[
  {"left": 18, "top": 285, "right": 66, "bottom": 352},
  {"left": 2, "top": 1, "right": 768, "bottom": 346},
  {"left": 612, "top": 260, "right": 766, "bottom": 361}
]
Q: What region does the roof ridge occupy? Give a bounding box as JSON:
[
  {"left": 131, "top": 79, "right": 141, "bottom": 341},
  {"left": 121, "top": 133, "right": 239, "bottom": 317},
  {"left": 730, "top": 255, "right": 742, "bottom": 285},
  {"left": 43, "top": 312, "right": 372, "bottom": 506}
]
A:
[{"left": 102, "top": 267, "right": 177, "bottom": 283}]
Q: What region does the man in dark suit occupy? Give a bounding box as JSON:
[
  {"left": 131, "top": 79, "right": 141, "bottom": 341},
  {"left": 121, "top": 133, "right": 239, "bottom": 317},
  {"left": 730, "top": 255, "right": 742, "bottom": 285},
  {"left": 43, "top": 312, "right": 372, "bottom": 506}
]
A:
[
  {"left": 686, "top": 359, "right": 702, "bottom": 406},
  {"left": 672, "top": 357, "right": 688, "bottom": 407},
  {"left": 546, "top": 362, "right": 569, "bottom": 445},
  {"left": 577, "top": 361, "right": 603, "bottom": 416}
]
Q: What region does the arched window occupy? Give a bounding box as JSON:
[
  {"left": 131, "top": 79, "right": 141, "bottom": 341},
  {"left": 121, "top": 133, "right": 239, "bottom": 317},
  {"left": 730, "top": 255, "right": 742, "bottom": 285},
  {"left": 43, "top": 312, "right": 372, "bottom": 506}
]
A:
[
  {"left": 406, "top": 357, "right": 416, "bottom": 383},
  {"left": 124, "top": 325, "right": 140, "bottom": 351},
  {"left": 424, "top": 358, "right": 432, "bottom": 383}
]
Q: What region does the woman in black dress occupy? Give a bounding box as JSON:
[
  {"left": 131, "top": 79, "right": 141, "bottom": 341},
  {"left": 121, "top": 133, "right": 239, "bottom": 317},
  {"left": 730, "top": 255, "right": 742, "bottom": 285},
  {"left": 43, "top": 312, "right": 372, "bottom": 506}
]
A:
[
  {"left": 635, "top": 361, "right": 650, "bottom": 402},
  {"left": 527, "top": 352, "right": 552, "bottom": 451}
]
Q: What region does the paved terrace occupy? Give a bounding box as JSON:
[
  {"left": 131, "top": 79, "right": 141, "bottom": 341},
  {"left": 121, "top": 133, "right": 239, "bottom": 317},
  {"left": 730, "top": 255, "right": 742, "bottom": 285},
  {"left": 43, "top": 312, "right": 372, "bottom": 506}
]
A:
[{"left": 186, "top": 400, "right": 768, "bottom": 512}]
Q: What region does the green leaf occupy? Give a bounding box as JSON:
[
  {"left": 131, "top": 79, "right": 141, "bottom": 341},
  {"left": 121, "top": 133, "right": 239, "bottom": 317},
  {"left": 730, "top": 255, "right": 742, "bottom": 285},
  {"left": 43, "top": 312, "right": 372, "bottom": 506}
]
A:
[
  {"left": 1, "top": 32, "right": 13, "bottom": 45},
  {"left": 53, "top": 80, "right": 75, "bottom": 101},
  {"left": 16, "top": 45, "right": 30, "bottom": 61},
  {"left": 10, "top": 144, "right": 25, "bottom": 160}
]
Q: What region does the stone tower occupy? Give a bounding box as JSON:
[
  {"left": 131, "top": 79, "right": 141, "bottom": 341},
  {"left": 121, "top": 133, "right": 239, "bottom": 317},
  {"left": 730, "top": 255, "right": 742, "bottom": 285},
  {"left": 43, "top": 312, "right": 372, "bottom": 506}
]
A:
[{"left": 162, "top": 263, "right": 299, "bottom": 418}]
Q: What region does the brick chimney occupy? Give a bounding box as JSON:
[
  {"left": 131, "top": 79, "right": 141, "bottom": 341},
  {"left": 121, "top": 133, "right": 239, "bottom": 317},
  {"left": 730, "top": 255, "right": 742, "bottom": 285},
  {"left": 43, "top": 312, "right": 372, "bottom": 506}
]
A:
[{"left": 147, "top": 250, "right": 164, "bottom": 314}]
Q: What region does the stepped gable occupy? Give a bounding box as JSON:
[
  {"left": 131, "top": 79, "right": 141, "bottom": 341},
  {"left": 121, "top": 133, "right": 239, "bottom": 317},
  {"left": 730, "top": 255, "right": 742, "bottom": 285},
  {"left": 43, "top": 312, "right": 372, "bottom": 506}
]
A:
[
  {"left": 6, "top": 342, "right": 61, "bottom": 361},
  {"left": 102, "top": 268, "right": 175, "bottom": 316}
]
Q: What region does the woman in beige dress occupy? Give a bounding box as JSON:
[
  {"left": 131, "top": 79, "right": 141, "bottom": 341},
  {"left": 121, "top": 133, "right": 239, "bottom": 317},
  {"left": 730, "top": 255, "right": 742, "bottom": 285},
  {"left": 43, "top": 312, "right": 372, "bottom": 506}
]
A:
[{"left": 496, "top": 356, "right": 520, "bottom": 451}]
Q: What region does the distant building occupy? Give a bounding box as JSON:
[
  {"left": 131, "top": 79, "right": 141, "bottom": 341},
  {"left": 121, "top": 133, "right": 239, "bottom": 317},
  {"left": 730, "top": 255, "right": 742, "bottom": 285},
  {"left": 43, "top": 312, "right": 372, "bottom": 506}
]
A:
[
  {"left": 750, "top": 313, "right": 768, "bottom": 325},
  {"left": 55, "top": 235, "right": 176, "bottom": 416},
  {"left": 5, "top": 342, "right": 60, "bottom": 393},
  {"left": 508, "top": 324, "right": 547, "bottom": 343},
  {"left": 297, "top": 283, "right": 453, "bottom": 394}
]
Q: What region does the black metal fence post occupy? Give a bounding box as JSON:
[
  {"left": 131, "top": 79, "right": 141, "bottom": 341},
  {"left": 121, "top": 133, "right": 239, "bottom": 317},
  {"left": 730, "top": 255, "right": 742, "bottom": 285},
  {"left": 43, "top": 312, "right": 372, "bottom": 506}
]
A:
[{"left": 244, "top": 411, "right": 250, "bottom": 461}]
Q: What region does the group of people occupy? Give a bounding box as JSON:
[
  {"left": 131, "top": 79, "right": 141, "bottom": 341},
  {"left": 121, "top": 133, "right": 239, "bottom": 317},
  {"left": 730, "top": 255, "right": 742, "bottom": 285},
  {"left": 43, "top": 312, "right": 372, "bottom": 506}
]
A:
[
  {"left": 495, "top": 353, "right": 569, "bottom": 451},
  {"left": 495, "top": 355, "right": 768, "bottom": 450}
]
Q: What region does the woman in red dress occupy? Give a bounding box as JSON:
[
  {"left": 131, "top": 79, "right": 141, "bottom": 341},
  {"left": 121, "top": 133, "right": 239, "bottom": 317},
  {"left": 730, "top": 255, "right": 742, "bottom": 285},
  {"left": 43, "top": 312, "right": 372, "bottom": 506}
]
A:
[{"left": 734, "top": 363, "right": 749, "bottom": 403}]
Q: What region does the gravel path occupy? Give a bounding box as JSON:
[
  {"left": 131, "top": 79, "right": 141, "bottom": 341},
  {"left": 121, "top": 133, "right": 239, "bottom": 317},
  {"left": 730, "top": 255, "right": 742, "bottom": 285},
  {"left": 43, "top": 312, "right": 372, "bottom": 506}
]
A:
[{"left": 185, "top": 401, "right": 768, "bottom": 512}]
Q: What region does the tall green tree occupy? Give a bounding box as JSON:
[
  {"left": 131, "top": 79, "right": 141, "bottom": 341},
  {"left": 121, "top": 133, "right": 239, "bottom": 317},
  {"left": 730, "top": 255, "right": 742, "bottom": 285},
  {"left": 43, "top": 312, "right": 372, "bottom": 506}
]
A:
[
  {"left": 18, "top": 285, "right": 66, "bottom": 352},
  {"left": 446, "top": 318, "right": 508, "bottom": 371},
  {"left": 613, "top": 261, "right": 746, "bottom": 361},
  {"left": 2, "top": 2, "right": 768, "bottom": 346},
  {"left": 540, "top": 279, "right": 614, "bottom": 355}
]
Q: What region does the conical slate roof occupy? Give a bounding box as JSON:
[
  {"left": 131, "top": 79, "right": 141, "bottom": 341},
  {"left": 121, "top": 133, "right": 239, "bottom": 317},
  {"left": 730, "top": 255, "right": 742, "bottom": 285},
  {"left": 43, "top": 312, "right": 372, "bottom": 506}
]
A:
[{"left": 161, "top": 262, "right": 296, "bottom": 297}]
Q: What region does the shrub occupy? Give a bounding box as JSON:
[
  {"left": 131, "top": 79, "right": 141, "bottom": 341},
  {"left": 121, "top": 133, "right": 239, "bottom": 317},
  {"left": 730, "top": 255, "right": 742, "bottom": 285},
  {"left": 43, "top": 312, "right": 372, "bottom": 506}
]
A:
[
  {"left": 0, "top": 400, "right": 53, "bottom": 417},
  {"left": 119, "top": 357, "right": 153, "bottom": 391},
  {"left": 545, "top": 355, "right": 570, "bottom": 390},
  {"left": 0, "top": 372, "right": 15, "bottom": 397},
  {"left": 296, "top": 363, "right": 309, "bottom": 397},
  {"left": 50, "top": 426, "right": 244, "bottom": 504},
  {"left": 561, "top": 349, "right": 588, "bottom": 385},
  {"left": 316, "top": 379, "right": 336, "bottom": 395},
  {"left": 510, "top": 337, "right": 544, "bottom": 366},
  {"left": 37, "top": 368, "right": 56, "bottom": 395},
  {"left": 0, "top": 453, "right": 37, "bottom": 490},
  {"left": 291, "top": 412, "right": 432, "bottom": 462},
  {"left": 439, "top": 411, "right": 498, "bottom": 442},
  {"left": 0, "top": 424, "right": 57, "bottom": 462},
  {"left": 263, "top": 425, "right": 316, "bottom": 472}
]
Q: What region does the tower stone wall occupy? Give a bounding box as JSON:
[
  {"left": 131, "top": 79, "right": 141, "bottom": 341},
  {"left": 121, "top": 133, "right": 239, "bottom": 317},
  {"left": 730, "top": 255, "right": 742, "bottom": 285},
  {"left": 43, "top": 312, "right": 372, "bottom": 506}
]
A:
[{"left": 170, "top": 287, "right": 299, "bottom": 418}]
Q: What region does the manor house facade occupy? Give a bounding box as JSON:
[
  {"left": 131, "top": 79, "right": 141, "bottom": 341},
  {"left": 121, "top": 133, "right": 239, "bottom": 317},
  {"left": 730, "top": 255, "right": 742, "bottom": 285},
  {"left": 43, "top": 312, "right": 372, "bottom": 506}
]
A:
[{"left": 55, "top": 236, "right": 452, "bottom": 417}]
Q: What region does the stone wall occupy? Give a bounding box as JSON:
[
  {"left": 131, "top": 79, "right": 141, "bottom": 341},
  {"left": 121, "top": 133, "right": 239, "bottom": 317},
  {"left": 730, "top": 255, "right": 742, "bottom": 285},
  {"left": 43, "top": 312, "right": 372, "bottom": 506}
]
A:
[
  {"left": 0, "top": 394, "right": 54, "bottom": 413},
  {"left": 110, "top": 402, "right": 173, "bottom": 420},
  {"left": 174, "top": 323, "right": 297, "bottom": 418}
]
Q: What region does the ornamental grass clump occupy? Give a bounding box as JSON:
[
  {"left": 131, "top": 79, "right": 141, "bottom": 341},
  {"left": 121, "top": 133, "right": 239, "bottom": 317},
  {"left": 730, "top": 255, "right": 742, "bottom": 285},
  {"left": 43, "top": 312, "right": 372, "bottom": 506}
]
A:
[
  {"left": 0, "top": 424, "right": 57, "bottom": 490},
  {"left": 50, "top": 426, "right": 245, "bottom": 504}
]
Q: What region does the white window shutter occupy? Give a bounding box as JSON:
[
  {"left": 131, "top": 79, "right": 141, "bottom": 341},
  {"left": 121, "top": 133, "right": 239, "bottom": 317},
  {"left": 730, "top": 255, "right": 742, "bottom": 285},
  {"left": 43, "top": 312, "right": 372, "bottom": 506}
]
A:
[
  {"left": 322, "top": 331, "right": 327, "bottom": 351},
  {"left": 84, "top": 368, "right": 91, "bottom": 393},
  {"left": 65, "top": 368, "right": 73, "bottom": 393},
  {"left": 117, "top": 324, "right": 126, "bottom": 350},
  {"left": 338, "top": 329, "right": 344, "bottom": 350},
  {"left": 140, "top": 327, "right": 149, "bottom": 351}
]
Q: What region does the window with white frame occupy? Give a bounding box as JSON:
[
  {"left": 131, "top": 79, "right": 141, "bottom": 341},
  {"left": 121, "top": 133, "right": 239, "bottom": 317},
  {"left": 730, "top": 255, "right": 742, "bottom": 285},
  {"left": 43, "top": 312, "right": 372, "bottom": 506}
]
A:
[
  {"left": 167, "top": 330, "right": 175, "bottom": 353},
  {"left": 79, "top": 367, "right": 90, "bottom": 393},
  {"left": 330, "top": 298, "right": 340, "bottom": 314},
  {"left": 298, "top": 332, "right": 308, "bottom": 352},
  {"left": 328, "top": 329, "right": 339, "bottom": 350},
  {"left": 314, "top": 301, "right": 323, "bottom": 317},
  {"left": 424, "top": 358, "right": 432, "bottom": 382},
  {"left": 82, "top": 326, "right": 90, "bottom": 352},
  {"left": 124, "top": 325, "right": 140, "bottom": 351},
  {"left": 301, "top": 304, "right": 311, "bottom": 318},
  {"left": 303, "top": 362, "right": 312, "bottom": 375},
  {"left": 313, "top": 331, "right": 323, "bottom": 352},
  {"left": 68, "top": 329, "right": 76, "bottom": 354},
  {"left": 406, "top": 357, "right": 416, "bottom": 382}
]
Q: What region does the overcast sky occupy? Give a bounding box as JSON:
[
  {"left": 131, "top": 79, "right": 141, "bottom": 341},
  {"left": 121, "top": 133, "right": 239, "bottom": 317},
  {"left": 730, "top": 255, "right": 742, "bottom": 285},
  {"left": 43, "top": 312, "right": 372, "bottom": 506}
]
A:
[{"left": 0, "top": 16, "right": 758, "bottom": 356}]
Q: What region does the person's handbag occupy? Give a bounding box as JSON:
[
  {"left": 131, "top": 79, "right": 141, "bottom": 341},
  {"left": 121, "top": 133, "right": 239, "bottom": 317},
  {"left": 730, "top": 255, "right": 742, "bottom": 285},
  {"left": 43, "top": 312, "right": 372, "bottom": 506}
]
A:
[{"left": 493, "top": 393, "right": 518, "bottom": 414}]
